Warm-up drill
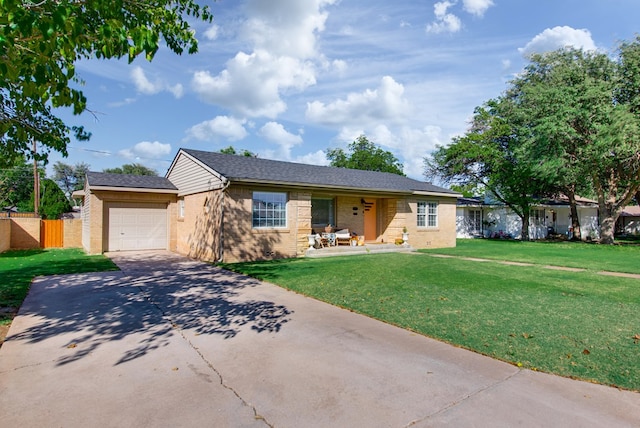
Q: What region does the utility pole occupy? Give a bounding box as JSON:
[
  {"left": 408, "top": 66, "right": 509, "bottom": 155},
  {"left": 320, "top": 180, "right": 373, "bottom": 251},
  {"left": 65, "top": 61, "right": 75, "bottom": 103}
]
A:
[{"left": 33, "top": 139, "right": 39, "bottom": 215}]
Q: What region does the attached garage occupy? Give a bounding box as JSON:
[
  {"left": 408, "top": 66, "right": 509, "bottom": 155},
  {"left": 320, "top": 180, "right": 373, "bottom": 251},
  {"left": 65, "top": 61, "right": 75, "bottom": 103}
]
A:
[
  {"left": 79, "top": 172, "right": 178, "bottom": 255},
  {"left": 106, "top": 202, "right": 168, "bottom": 251}
]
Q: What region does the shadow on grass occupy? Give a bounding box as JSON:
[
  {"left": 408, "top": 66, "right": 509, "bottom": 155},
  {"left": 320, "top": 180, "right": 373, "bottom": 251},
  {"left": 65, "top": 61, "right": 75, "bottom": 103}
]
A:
[
  {"left": 219, "top": 257, "right": 309, "bottom": 282},
  {"left": 0, "top": 249, "right": 47, "bottom": 258},
  {"left": 6, "top": 262, "right": 292, "bottom": 366}
]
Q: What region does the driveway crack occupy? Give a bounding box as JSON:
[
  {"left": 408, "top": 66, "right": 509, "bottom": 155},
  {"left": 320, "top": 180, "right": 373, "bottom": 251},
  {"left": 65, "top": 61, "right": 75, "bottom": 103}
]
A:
[
  {"left": 133, "top": 282, "right": 274, "bottom": 428},
  {"left": 404, "top": 368, "right": 522, "bottom": 427}
]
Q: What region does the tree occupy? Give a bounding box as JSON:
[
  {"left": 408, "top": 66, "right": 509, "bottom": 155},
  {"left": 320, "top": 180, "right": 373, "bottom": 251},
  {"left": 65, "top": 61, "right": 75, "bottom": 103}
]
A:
[
  {"left": 428, "top": 40, "right": 640, "bottom": 244},
  {"left": 39, "top": 179, "right": 72, "bottom": 219},
  {"left": 326, "top": 135, "right": 405, "bottom": 176},
  {"left": 103, "top": 163, "right": 158, "bottom": 176},
  {"left": 507, "top": 48, "right": 615, "bottom": 240},
  {"left": 0, "top": 158, "right": 35, "bottom": 209},
  {"left": 0, "top": 0, "right": 212, "bottom": 166},
  {"left": 52, "top": 161, "right": 89, "bottom": 203},
  {"left": 219, "top": 146, "right": 258, "bottom": 157},
  {"left": 425, "top": 100, "right": 550, "bottom": 241}
]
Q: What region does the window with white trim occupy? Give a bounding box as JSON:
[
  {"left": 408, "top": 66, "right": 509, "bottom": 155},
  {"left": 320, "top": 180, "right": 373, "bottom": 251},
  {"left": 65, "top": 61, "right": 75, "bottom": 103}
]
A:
[
  {"left": 530, "top": 208, "right": 545, "bottom": 226},
  {"left": 252, "top": 191, "right": 287, "bottom": 228},
  {"left": 468, "top": 209, "right": 481, "bottom": 233},
  {"left": 417, "top": 201, "right": 438, "bottom": 227}
]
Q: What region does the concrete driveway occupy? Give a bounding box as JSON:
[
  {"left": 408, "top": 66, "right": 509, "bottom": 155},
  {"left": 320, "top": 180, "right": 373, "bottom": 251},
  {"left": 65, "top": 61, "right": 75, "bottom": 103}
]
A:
[{"left": 0, "top": 251, "right": 638, "bottom": 427}]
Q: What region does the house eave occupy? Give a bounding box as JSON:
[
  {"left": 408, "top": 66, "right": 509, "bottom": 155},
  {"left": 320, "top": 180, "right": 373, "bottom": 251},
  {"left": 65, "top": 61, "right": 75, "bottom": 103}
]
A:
[
  {"left": 89, "top": 185, "right": 179, "bottom": 194},
  {"left": 228, "top": 178, "right": 459, "bottom": 198}
]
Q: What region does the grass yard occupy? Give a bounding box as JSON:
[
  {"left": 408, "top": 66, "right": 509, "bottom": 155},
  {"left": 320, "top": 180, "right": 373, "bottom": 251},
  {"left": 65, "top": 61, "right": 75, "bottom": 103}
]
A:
[
  {"left": 0, "top": 248, "right": 118, "bottom": 327},
  {"left": 222, "top": 246, "right": 640, "bottom": 391},
  {"left": 420, "top": 238, "right": 640, "bottom": 274}
]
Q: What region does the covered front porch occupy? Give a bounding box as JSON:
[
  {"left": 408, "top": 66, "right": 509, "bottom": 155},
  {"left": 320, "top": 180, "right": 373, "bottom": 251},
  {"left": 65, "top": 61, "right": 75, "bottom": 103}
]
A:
[{"left": 309, "top": 193, "right": 408, "bottom": 245}]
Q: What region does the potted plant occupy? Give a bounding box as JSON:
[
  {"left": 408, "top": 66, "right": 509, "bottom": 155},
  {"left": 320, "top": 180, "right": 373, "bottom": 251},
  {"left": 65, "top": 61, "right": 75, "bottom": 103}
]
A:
[{"left": 402, "top": 226, "right": 409, "bottom": 243}]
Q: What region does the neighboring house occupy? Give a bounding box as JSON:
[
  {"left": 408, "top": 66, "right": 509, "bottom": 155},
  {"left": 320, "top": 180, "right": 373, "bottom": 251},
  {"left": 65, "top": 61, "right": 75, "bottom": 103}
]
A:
[
  {"left": 616, "top": 206, "right": 640, "bottom": 235},
  {"left": 457, "top": 195, "right": 600, "bottom": 240},
  {"left": 79, "top": 148, "right": 460, "bottom": 263}
]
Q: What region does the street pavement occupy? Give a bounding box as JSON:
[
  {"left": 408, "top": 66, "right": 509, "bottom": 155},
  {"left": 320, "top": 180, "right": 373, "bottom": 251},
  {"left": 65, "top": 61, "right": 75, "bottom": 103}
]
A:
[{"left": 0, "top": 250, "right": 638, "bottom": 427}]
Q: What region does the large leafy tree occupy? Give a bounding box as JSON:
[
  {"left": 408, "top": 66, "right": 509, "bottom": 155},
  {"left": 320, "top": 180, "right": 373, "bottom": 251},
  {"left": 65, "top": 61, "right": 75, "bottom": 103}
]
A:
[
  {"left": 39, "top": 178, "right": 72, "bottom": 219},
  {"left": 425, "top": 100, "right": 549, "bottom": 241},
  {"left": 507, "top": 48, "right": 615, "bottom": 240},
  {"left": 103, "top": 163, "right": 158, "bottom": 176},
  {"left": 0, "top": 158, "right": 34, "bottom": 209},
  {"left": 52, "top": 161, "right": 89, "bottom": 202},
  {"left": 326, "top": 135, "right": 405, "bottom": 176},
  {"left": 0, "top": 0, "right": 213, "bottom": 167},
  {"left": 428, "top": 39, "right": 640, "bottom": 244}
]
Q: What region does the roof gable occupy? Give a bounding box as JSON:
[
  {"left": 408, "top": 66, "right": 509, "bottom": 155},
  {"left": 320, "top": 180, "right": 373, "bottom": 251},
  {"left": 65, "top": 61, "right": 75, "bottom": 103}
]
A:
[{"left": 179, "top": 148, "right": 457, "bottom": 196}]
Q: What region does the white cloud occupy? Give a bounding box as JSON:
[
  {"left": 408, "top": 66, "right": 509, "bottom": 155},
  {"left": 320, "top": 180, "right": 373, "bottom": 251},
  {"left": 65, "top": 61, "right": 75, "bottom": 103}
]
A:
[
  {"left": 427, "top": 1, "right": 462, "bottom": 34},
  {"left": 131, "top": 66, "right": 184, "bottom": 99},
  {"left": 107, "top": 97, "right": 136, "bottom": 108},
  {"left": 306, "top": 76, "right": 411, "bottom": 127},
  {"left": 243, "top": 0, "right": 336, "bottom": 59},
  {"left": 186, "top": 116, "right": 248, "bottom": 142},
  {"left": 518, "top": 26, "right": 597, "bottom": 57},
  {"left": 462, "top": 0, "right": 494, "bottom": 17},
  {"left": 204, "top": 24, "right": 219, "bottom": 41},
  {"left": 426, "top": 0, "right": 494, "bottom": 34},
  {"left": 257, "top": 121, "right": 304, "bottom": 159},
  {"left": 294, "top": 150, "right": 330, "bottom": 166},
  {"left": 118, "top": 141, "right": 172, "bottom": 160},
  {"left": 191, "top": 0, "right": 336, "bottom": 118},
  {"left": 192, "top": 50, "right": 316, "bottom": 118}
]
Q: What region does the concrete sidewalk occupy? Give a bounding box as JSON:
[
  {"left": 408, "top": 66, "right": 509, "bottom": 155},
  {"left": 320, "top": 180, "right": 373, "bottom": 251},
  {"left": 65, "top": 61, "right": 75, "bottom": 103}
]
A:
[{"left": 0, "top": 251, "right": 638, "bottom": 427}]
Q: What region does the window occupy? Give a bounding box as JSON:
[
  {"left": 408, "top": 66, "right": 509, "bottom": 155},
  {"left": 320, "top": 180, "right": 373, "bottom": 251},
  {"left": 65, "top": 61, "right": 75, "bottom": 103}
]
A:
[
  {"left": 417, "top": 201, "right": 438, "bottom": 227},
  {"left": 530, "top": 208, "right": 545, "bottom": 226},
  {"left": 468, "top": 209, "right": 481, "bottom": 233},
  {"left": 178, "top": 199, "right": 185, "bottom": 218},
  {"left": 311, "top": 198, "right": 335, "bottom": 228},
  {"left": 252, "top": 191, "right": 287, "bottom": 228}
]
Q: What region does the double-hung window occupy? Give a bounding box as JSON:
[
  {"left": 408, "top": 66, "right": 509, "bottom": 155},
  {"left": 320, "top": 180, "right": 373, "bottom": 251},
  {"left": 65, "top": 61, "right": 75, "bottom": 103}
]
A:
[
  {"left": 417, "top": 201, "right": 438, "bottom": 227},
  {"left": 252, "top": 191, "right": 287, "bottom": 228},
  {"left": 530, "top": 208, "right": 545, "bottom": 226}
]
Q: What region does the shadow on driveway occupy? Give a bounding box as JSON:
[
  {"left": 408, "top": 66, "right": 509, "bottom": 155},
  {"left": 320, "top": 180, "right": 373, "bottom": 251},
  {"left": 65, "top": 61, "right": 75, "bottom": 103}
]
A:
[{"left": 6, "top": 255, "right": 292, "bottom": 367}]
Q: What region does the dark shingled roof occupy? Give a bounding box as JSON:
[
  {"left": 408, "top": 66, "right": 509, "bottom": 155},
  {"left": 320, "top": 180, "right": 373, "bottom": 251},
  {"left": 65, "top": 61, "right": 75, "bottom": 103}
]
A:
[
  {"left": 181, "top": 148, "right": 457, "bottom": 195},
  {"left": 86, "top": 171, "right": 178, "bottom": 190}
]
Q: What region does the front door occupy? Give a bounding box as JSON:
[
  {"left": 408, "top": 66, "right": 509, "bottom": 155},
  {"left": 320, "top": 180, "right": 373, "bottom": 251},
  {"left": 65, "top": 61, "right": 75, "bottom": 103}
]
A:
[{"left": 363, "top": 199, "right": 377, "bottom": 241}]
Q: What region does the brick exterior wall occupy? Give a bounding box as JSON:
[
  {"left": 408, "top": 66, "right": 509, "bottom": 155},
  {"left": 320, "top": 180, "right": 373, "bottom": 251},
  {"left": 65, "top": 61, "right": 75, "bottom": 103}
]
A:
[
  {"left": 10, "top": 218, "right": 40, "bottom": 249},
  {"left": 335, "top": 196, "right": 365, "bottom": 236},
  {"left": 0, "top": 219, "right": 10, "bottom": 252},
  {"left": 176, "top": 190, "right": 223, "bottom": 262},
  {"left": 63, "top": 218, "right": 82, "bottom": 248}
]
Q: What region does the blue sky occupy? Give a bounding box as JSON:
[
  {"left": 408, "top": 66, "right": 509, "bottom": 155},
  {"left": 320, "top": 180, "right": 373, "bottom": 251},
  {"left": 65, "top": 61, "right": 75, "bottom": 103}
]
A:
[{"left": 50, "top": 0, "right": 640, "bottom": 179}]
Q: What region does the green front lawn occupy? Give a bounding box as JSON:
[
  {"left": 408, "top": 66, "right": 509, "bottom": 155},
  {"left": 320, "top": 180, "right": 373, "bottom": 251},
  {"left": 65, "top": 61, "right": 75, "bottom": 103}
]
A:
[
  {"left": 222, "top": 248, "right": 640, "bottom": 391},
  {"left": 0, "top": 248, "right": 119, "bottom": 324},
  {"left": 420, "top": 238, "right": 640, "bottom": 274}
]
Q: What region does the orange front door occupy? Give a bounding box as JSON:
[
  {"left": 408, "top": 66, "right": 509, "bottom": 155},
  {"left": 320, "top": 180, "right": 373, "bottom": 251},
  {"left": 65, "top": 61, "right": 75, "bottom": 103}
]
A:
[{"left": 363, "top": 200, "right": 377, "bottom": 241}]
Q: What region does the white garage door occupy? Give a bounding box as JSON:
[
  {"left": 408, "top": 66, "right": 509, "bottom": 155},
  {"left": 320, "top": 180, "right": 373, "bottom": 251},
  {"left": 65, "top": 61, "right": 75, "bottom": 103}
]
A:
[{"left": 107, "top": 203, "right": 167, "bottom": 251}]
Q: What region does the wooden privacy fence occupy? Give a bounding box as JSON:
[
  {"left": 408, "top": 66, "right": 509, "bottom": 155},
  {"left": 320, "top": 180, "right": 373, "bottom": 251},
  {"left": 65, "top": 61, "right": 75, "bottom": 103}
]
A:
[{"left": 40, "top": 219, "right": 64, "bottom": 248}]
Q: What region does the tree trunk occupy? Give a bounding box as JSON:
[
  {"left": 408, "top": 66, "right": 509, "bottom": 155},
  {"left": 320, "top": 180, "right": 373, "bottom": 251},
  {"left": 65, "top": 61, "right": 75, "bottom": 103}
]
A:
[
  {"left": 565, "top": 189, "right": 582, "bottom": 240},
  {"left": 520, "top": 212, "right": 530, "bottom": 241},
  {"left": 600, "top": 216, "right": 616, "bottom": 244}
]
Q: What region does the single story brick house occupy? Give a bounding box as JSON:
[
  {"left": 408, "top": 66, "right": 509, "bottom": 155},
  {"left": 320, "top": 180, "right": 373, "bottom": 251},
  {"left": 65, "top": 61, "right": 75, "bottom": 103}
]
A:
[{"left": 79, "top": 148, "right": 460, "bottom": 263}]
